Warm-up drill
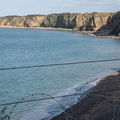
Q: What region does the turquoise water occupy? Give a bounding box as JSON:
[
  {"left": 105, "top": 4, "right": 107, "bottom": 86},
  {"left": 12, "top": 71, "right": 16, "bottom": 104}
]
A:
[{"left": 0, "top": 28, "right": 120, "bottom": 120}]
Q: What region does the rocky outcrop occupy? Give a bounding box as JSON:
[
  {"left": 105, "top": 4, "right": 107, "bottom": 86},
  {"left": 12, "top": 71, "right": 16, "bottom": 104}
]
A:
[
  {"left": 113, "top": 21, "right": 120, "bottom": 36},
  {"left": 0, "top": 12, "right": 120, "bottom": 36}
]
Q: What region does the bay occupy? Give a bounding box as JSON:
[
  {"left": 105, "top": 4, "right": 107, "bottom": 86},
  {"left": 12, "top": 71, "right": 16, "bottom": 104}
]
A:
[{"left": 0, "top": 28, "right": 120, "bottom": 120}]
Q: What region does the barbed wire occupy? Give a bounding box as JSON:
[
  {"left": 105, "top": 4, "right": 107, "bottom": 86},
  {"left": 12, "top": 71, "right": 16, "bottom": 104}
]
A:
[
  {"left": 0, "top": 58, "right": 120, "bottom": 71},
  {"left": 0, "top": 59, "right": 120, "bottom": 120},
  {"left": 0, "top": 88, "right": 120, "bottom": 107}
]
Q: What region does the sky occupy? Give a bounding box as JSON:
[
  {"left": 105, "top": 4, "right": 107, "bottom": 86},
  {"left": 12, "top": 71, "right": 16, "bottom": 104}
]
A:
[{"left": 0, "top": 0, "right": 120, "bottom": 16}]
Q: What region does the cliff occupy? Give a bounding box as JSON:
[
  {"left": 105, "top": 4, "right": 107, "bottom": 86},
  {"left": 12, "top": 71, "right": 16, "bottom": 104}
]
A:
[
  {"left": 41, "top": 13, "right": 77, "bottom": 29},
  {"left": 24, "top": 15, "right": 45, "bottom": 27},
  {"left": 0, "top": 12, "right": 120, "bottom": 36},
  {"left": 76, "top": 12, "right": 112, "bottom": 31},
  {"left": 41, "top": 12, "right": 112, "bottom": 31},
  {"left": 0, "top": 16, "right": 25, "bottom": 27},
  {"left": 0, "top": 15, "right": 45, "bottom": 27},
  {"left": 108, "top": 11, "right": 120, "bottom": 36}
]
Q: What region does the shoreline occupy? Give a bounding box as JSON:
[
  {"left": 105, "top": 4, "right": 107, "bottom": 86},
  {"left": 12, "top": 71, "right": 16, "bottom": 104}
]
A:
[
  {"left": 51, "top": 71, "right": 120, "bottom": 120},
  {"left": 0, "top": 26, "right": 119, "bottom": 39},
  {"left": 76, "top": 30, "right": 120, "bottom": 39}
]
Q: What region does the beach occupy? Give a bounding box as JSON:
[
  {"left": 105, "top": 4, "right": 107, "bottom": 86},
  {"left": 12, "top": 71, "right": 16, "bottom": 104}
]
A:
[{"left": 51, "top": 71, "right": 120, "bottom": 120}]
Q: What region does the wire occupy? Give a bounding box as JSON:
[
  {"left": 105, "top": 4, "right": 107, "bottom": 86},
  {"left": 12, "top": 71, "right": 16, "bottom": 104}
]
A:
[
  {"left": 0, "top": 88, "right": 120, "bottom": 107},
  {"left": 0, "top": 58, "right": 120, "bottom": 71}
]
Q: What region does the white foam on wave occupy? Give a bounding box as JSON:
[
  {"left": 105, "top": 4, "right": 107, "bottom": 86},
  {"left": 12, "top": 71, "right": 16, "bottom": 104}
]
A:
[{"left": 87, "top": 33, "right": 96, "bottom": 37}]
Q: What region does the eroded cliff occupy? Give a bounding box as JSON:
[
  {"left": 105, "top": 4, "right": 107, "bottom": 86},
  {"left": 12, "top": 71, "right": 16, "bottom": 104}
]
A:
[
  {"left": 41, "top": 13, "right": 77, "bottom": 29},
  {"left": 0, "top": 12, "right": 120, "bottom": 36},
  {"left": 76, "top": 12, "right": 112, "bottom": 31},
  {"left": 108, "top": 11, "right": 120, "bottom": 36},
  {"left": 0, "top": 15, "right": 45, "bottom": 27}
]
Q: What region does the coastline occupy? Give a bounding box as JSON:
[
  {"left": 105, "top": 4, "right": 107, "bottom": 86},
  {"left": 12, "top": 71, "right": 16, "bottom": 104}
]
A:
[
  {"left": 0, "top": 26, "right": 119, "bottom": 39},
  {"left": 51, "top": 71, "right": 120, "bottom": 120},
  {"left": 76, "top": 30, "right": 120, "bottom": 39}
]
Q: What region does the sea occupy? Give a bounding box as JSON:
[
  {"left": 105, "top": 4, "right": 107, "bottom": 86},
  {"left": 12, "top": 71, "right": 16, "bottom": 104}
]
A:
[{"left": 0, "top": 28, "right": 120, "bottom": 120}]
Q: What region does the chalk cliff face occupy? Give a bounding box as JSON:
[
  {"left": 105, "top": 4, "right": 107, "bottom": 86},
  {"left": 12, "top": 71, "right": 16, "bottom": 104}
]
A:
[{"left": 0, "top": 12, "right": 120, "bottom": 36}]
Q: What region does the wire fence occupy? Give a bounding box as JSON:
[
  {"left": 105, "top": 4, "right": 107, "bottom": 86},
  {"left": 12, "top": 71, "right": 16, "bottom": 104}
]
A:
[
  {"left": 1, "top": 89, "right": 120, "bottom": 120},
  {"left": 0, "top": 59, "right": 120, "bottom": 71},
  {"left": 0, "top": 59, "right": 120, "bottom": 120},
  {"left": 0, "top": 88, "right": 120, "bottom": 107}
]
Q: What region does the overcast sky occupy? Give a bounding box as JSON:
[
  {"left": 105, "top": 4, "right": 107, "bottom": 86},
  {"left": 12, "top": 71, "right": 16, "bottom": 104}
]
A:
[{"left": 0, "top": 0, "right": 120, "bottom": 16}]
